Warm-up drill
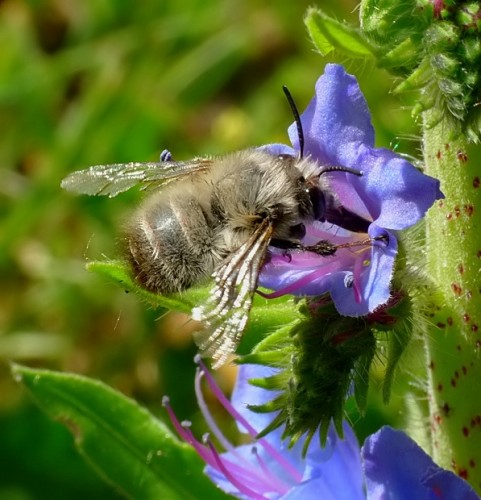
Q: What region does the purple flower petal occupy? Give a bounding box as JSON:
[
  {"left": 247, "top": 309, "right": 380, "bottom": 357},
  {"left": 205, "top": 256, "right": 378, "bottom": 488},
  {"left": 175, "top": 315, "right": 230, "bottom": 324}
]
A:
[
  {"left": 231, "top": 363, "right": 281, "bottom": 432},
  {"left": 168, "top": 361, "right": 477, "bottom": 499},
  {"left": 329, "top": 145, "right": 444, "bottom": 230},
  {"left": 288, "top": 64, "right": 374, "bottom": 165},
  {"left": 257, "top": 64, "right": 443, "bottom": 315},
  {"left": 259, "top": 224, "right": 396, "bottom": 316},
  {"left": 259, "top": 143, "right": 297, "bottom": 157},
  {"left": 292, "top": 63, "right": 443, "bottom": 233},
  {"left": 362, "top": 426, "right": 479, "bottom": 499},
  {"left": 329, "top": 226, "right": 397, "bottom": 316},
  {"left": 206, "top": 365, "right": 365, "bottom": 499},
  {"left": 288, "top": 423, "right": 364, "bottom": 500},
  {"left": 205, "top": 412, "right": 365, "bottom": 500}
]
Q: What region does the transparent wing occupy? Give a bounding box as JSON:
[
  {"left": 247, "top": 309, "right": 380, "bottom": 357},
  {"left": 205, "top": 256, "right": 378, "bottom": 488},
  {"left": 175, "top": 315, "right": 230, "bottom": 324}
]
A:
[
  {"left": 192, "top": 219, "right": 274, "bottom": 368},
  {"left": 61, "top": 158, "right": 212, "bottom": 198}
]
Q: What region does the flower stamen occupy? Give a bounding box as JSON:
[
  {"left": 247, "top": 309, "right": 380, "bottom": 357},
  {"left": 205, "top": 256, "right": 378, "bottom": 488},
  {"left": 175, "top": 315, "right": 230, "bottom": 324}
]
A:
[
  {"left": 251, "top": 446, "right": 292, "bottom": 493},
  {"left": 194, "top": 368, "right": 235, "bottom": 452},
  {"left": 195, "top": 356, "right": 303, "bottom": 483},
  {"left": 258, "top": 264, "right": 341, "bottom": 299},
  {"left": 204, "top": 437, "right": 268, "bottom": 500}
]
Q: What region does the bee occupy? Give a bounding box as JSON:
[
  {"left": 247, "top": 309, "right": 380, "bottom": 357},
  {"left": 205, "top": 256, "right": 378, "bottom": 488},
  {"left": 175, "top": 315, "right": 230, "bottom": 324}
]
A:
[{"left": 61, "top": 87, "right": 372, "bottom": 367}]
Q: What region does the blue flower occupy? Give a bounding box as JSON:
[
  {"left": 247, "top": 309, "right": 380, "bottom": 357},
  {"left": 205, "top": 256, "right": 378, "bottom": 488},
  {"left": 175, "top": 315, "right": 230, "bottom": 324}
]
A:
[
  {"left": 258, "top": 64, "right": 443, "bottom": 316},
  {"left": 163, "top": 361, "right": 477, "bottom": 499},
  {"left": 362, "top": 426, "right": 480, "bottom": 499}
]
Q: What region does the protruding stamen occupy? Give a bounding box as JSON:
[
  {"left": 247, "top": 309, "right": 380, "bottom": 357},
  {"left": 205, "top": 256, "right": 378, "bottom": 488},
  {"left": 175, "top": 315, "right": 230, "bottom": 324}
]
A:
[
  {"left": 195, "top": 367, "right": 235, "bottom": 452},
  {"left": 251, "top": 446, "right": 291, "bottom": 493},
  {"left": 196, "top": 357, "right": 303, "bottom": 483},
  {"left": 205, "top": 437, "right": 268, "bottom": 500}
]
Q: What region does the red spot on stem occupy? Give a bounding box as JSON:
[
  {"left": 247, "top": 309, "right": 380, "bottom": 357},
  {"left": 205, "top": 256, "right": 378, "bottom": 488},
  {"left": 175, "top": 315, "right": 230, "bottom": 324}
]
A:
[
  {"left": 436, "top": 150, "right": 442, "bottom": 159},
  {"left": 458, "top": 264, "right": 465, "bottom": 274},
  {"left": 447, "top": 317, "right": 453, "bottom": 326},
  {"left": 472, "top": 324, "right": 479, "bottom": 332},
  {"left": 464, "top": 205, "right": 474, "bottom": 217},
  {"left": 441, "top": 403, "right": 451, "bottom": 416},
  {"left": 463, "top": 313, "right": 470, "bottom": 323},
  {"left": 474, "top": 176, "right": 480, "bottom": 188},
  {"left": 451, "top": 283, "right": 462, "bottom": 296},
  {"left": 463, "top": 427, "right": 470, "bottom": 437},
  {"left": 457, "top": 150, "right": 468, "bottom": 163}
]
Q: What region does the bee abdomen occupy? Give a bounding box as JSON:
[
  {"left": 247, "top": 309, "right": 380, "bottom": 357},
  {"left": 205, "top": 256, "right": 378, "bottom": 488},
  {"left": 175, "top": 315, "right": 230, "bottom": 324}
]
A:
[{"left": 126, "top": 194, "right": 218, "bottom": 294}]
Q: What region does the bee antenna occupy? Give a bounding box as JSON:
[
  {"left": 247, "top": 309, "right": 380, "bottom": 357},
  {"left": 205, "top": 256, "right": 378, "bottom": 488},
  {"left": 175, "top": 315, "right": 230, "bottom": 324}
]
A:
[
  {"left": 282, "top": 85, "right": 304, "bottom": 160},
  {"left": 318, "top": 166, "right": 363, "bottom": 177}
]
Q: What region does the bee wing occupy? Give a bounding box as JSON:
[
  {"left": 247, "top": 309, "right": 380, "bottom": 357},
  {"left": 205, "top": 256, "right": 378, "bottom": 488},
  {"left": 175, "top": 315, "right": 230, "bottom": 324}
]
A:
[
  {"left": 192, "top": 219, "right": 274, "bottom": 368},
  {"left": 61, "top": 158, "right": 212, "bottom": 198}
]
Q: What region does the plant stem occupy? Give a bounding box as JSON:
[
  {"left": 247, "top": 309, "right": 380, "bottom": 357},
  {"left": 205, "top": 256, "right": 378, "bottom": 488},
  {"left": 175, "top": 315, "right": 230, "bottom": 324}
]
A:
[{"left": 423, "top": 111, "right": 481, "bottom": 493}]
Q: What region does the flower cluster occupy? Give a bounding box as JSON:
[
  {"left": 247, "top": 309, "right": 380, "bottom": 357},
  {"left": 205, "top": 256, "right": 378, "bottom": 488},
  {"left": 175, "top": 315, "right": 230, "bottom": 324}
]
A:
[
  {"left": 258, "top": 64, "right": 443, "bottom": 316},
  {"left": 164, "top": 359, "right": 478, "bottom": 499}
]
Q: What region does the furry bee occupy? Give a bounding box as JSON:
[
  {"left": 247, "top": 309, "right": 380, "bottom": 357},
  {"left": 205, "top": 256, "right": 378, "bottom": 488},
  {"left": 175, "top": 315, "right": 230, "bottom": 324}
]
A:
[{"left": 61, "top": 88, "right": 370, "bottom": 367}]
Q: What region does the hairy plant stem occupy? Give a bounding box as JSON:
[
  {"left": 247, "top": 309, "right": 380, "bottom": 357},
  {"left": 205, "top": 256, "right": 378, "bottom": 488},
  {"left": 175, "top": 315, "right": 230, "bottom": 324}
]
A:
[{"left": 423, "top": 111, "right": 481, "bottom": 493}]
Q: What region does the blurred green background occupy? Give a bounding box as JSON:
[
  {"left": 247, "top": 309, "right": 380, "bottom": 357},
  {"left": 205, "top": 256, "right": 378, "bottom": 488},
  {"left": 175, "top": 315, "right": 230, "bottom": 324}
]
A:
[{"left": 0, "top": 1, "right": 422, "bottom": 498}]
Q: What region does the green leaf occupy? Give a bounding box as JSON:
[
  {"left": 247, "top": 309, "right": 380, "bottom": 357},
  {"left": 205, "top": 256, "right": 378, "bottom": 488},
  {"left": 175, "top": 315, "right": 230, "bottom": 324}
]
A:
[
  {"left": 382, "top": 325, "right": 412, "bottom": 404},
  {"left": 87, "top": 260, "right": 209, "bottom": 313},
  {"left": 352, "top": 342, "right": 376, "bottom": 414},
  {"left": 12, "top": 364, "right": 229, "bottom": 500},
  {"left": 305, "top": 8, "right": 377, "bottom": 59}
]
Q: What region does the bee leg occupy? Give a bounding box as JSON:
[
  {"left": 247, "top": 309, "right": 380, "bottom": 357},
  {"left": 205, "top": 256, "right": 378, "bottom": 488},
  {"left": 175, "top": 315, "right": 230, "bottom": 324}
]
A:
[
  {"left": 269, "top": 239, "right": 298, "bottom": 263},
  {"left": 270, "top": 238, "right": 338, "bottom": 257},
  {"left": 301, "top": 240, "right": 338, "bottom": 256}
]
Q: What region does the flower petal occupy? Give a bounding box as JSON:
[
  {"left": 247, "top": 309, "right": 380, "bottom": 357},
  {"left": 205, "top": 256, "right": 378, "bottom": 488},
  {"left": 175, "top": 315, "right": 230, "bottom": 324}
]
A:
[
  {"left": 231, "top": 364, "right": 281, "bottom": 433},
  {"left": 260, "top": 225, "right": 396, "bottom": 317},
  {"left": 329, "top": 226, "right": 397, "bottom": 316},
  {"left": 206, "top": 413, "right": 366, "bottom": 500},
  {"left": 258, "top": 143, "right": 297, "bottom": 157},
  {"left": 329, "top": 145, "right": 444, "bottom": 230},
  {"left": 362, "top": 426, "right": 479, "bottom": 499},
  {"left": 289, "top": 64, "right": 374, "bottom": 166},
  {"left": 295, "top": 423, "right": 364, "bottom": 500}
]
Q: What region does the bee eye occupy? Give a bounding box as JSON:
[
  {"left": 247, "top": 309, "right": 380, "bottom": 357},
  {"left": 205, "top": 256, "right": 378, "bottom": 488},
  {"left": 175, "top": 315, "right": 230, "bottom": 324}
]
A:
[
  {"left": 308, "top": 186, "right": 326, "bottom": 220},
  {"left": 290, "top": 223, "right": 306, "bottom": 239}
]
